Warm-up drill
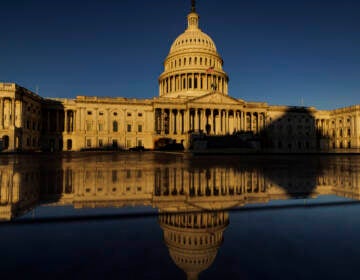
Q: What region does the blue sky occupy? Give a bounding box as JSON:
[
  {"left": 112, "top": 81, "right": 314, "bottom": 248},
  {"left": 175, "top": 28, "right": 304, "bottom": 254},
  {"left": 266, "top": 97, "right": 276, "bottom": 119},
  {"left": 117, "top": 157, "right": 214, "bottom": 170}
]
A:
[{"left": 1, "top": 0, "right": 359, "bottom": 110}]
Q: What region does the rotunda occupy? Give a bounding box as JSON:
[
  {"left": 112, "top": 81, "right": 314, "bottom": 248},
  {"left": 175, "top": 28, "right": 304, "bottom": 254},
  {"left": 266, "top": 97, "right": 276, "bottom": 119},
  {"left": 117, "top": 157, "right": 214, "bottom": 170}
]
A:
[{"left": 158, "top": 1, "right": 229, "bottom": 98}]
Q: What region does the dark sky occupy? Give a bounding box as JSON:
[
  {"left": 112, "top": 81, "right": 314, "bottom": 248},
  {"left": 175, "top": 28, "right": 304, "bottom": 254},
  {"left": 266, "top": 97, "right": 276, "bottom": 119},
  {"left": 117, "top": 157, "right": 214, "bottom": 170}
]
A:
[{"left": 1, "top": 0, "right": 359, "bottom": 109}]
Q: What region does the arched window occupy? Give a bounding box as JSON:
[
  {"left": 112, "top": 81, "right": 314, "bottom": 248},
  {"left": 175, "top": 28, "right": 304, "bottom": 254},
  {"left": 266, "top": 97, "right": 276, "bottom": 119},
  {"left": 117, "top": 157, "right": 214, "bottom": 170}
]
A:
[
  {"left": 183, "top": 78, "right": 186, "bottom": 89},
  {"left": 113, "top": 121, "right": 118, "bottom": 132},
  {"left": 189, "top": 57, "right": 192, "bottom": 64},
  {"left": 188, "top": 78, "right": 192, "bottom": 88},
  {"left": 194, "top": 77, "right": 198, "bottom": 89}
]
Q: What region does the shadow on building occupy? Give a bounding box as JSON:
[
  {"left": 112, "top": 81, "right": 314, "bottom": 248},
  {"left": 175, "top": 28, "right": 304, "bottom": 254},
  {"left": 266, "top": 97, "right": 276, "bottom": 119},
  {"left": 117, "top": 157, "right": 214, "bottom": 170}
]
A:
[
  {"left": 258, "top": 107, "right": 328, "bottom": 152},
  {"left": 40, "top": 100, "right": 65, "bottom": 152}
]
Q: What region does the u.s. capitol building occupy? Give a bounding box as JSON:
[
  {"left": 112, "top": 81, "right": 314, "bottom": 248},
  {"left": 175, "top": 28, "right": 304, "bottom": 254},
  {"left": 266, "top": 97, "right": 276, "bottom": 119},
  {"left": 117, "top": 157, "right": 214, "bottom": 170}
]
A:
[{"left": 0, "top": 2, "right": 359, "bottom": 152}]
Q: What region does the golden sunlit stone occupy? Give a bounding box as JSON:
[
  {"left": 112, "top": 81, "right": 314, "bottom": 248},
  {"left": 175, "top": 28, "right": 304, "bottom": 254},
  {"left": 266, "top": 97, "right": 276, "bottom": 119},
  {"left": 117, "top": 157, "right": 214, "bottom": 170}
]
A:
[{"left": 0, "top": 2, "right": 359, "bottom": 152}]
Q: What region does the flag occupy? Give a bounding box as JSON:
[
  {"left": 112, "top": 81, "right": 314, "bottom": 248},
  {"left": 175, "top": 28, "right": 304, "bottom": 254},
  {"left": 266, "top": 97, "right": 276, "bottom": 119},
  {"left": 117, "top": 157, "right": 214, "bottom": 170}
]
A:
[{"left": 206, "top": 66, "right": 214, "bottom": 73}]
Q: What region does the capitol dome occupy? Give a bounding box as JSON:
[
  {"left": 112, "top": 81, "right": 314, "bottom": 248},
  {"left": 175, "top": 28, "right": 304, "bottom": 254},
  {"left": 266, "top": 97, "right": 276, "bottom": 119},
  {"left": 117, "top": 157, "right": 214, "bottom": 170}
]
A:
[
  {"left": 159, "top": 211, "right": 229, "bottom": 280},
  {"left": 159, "top": 2, "right": 229, "bottom": 98}
]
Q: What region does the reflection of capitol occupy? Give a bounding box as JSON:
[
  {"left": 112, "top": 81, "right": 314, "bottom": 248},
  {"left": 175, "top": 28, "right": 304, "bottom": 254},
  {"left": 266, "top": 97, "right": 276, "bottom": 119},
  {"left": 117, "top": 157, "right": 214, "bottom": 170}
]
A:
[
  {"left": 1, "top": 154, "right": 360, "bottom": 279},
  {"left": 0, "top": 158, "right": 40, "bottom": 220},
  {"left": 1, "top": 155, "right": 360, "bottom": 218}
]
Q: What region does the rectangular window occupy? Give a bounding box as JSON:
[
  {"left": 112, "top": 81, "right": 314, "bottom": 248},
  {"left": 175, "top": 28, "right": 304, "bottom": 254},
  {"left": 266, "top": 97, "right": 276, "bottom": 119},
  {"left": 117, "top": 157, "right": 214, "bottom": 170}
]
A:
[
  {"left": 86, "top": 121, "right": 92, "bottom": 131},
  {"left": 138, "top": 125, "right": 142, "bottom": 132},
  {"left": 127, "top": 124, "right": 132, "bottom": 132},
  {"left": 137, "top": 139, "right": 143, "bottom": 147},
  {"left": 87, "top": 111, "right": 92, "bottom": 115},
  {"left": 86, "top": 139, "right": 92, "bottom": 147},
  {"left": 138, "top": 112, "right": 143, "bottom": 117},
  {"left": 98, "top": 123, "right": 104, "bottom": 131},
  {"left": 99, "top": 139, "right": 103, "bottom": 147},
  {"left": 126, "top": 139, "right": 131, "bottom": 148},
  {"left": 127, "top": 112, "right": 132, "bottom": 117}
]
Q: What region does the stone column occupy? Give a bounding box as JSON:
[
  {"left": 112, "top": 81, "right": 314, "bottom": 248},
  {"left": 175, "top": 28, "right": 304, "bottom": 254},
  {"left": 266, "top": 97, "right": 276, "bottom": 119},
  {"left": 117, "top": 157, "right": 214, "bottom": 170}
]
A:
[
  {"left": 72, "top": 110, "right": 76, "bottom": 131},
  {"left": 180, "top": 110, "right": 184, "bottom": 134},
  {"left": 18, "top": 100, "right": 23, "bottom": 128},
  {"left": 64, "top": 110, "right": 68, "bottom": 133},
  {"left": 173, "top": 110, "right": 177, "bottom": 134},
  {"left": 176, "top": 110, "right": 180, "bottom": 134},
  {"left": 75, "top": 109, "right": 80, "bottom": 132},
  {"left": 215, "top": 113, "right": 220, "bottom": 135},
  {"left": 12, "top": 98, "right": 16, "bottom": 126},
  {"left": 249, "top": 113, "right": 252, "bottom": 132},
  {"left": 167, "top": 109, "right": 172, "bottom": 134},
  {"left": 225, "top": 110, "right": 229, "bottom": 133},
  {"left": 0, "top": 98, "right": 3, "bottom": 129},
  {"left": 194, "top": 109, "right": 199, "bottom": 131},
  {"left": 202, "top": 109, "right": 206, "bottom": 132},
  {"left": 255, "top": 113, "right": 259, "bottom": 132},
  {"left": 210, "top": 109, "right": 214, "bottom": 134},
  {"left": 240, "top": 111, "right": 244, "bottom": 131},
  {"left": 184, "top": 110, "right": 190, "bottom": 133}
]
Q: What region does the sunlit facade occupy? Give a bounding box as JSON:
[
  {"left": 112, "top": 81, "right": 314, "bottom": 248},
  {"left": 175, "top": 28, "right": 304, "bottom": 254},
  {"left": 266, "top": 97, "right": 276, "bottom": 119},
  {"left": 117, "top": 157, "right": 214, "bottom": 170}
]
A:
[{"left": 0, "top": 2, "right": 359, "bottom": 152}]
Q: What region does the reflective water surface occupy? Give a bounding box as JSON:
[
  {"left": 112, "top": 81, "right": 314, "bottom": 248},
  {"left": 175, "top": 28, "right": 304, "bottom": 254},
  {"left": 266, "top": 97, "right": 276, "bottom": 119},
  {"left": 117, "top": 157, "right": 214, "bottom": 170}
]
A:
[{"left": 1, "top": 152, "right": 360, "bottom": 279}]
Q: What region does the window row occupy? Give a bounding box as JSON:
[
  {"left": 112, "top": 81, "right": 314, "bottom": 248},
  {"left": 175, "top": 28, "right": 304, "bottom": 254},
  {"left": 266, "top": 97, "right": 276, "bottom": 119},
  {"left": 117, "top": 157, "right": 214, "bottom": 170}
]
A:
[
  {"left": 87, "top": 111, "right": 143, "bottom": 117},
  {"left": 85, "top": 121, "right": 143, "bottom": 133},
  {"left": 174, "top": 37, "right": 214, "bottom": 47},
  {"left": 167, "top": 56, "right": 220, "bottom": 70}
]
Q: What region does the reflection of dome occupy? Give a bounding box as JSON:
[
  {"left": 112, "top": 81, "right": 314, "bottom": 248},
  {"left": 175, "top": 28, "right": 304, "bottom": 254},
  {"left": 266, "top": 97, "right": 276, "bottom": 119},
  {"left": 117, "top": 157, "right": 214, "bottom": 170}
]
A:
[
  {"left": 159, "top": 211, "right": 229, "bottom": 280},
  {"left": 159, "top": 3, "right": 229, "bottom": 98}
]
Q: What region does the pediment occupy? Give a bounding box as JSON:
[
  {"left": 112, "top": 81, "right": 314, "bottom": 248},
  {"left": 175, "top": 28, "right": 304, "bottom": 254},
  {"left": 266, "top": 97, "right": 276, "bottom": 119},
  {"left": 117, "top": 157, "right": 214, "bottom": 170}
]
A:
[{"left": 188, "top": 92, "right": 243, "bottom": 105}]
